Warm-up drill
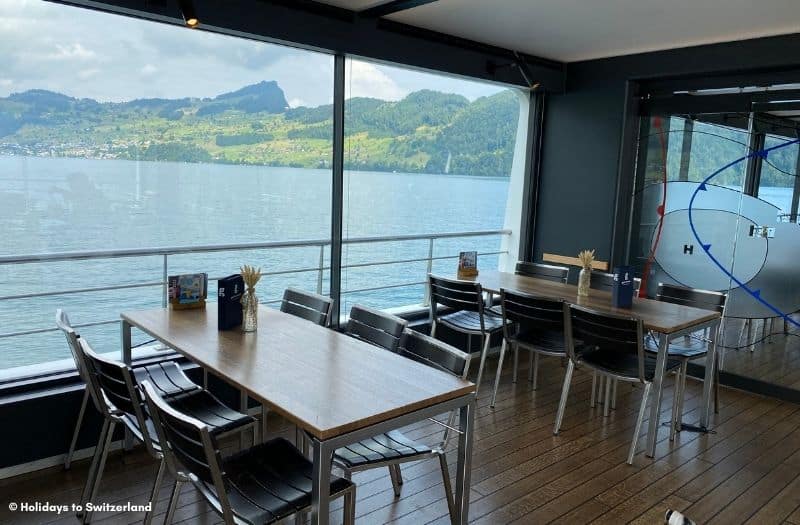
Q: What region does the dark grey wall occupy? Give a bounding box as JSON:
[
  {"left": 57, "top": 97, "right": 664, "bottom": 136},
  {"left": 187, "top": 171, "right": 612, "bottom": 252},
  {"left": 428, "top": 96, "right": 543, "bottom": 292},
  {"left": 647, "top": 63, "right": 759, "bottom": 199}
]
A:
[{"left": 534, "top": 33, "right": 800, "bottom": 269}]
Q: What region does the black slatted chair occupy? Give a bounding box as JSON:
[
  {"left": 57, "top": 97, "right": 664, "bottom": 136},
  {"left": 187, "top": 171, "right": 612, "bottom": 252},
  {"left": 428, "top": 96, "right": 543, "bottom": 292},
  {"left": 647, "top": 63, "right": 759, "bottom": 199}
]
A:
[
  {"left": 345, "top": 304, "right": 407, "bottom": 352},
  {"left": 648, "top": 283, "right": 726, "bottom": 439},
  {"left": 554, "top": 304, "right": 681, "bottom": 464},
  {"left": 428, "top": 274, "right": 506, "bottom": 395},
  {"left": 57, "top": 309, "right": 199, "bottom": 470},
  {"left": 588, "top": 273, "right": 618, "bottom": 412},
  {"left": 280, "top": 287, "right": 334, "bottom": 327},
  {"left": 589, "top": 271, "right": 615, "bottom": 292},
  {"left": 515, "top": 261, "right": 569, "bottom": 283},
  {"left": 488, "top": 262, "right": 570, "bottom": 316},
  {"left": 585, "top": 273, "right": 643, "bottom": 413},
  {"left": 490, "top": 289, "right": 566, "bottom": 407},
  {"left": 332, "top": 330, "right": 470, "bottom": 522},
  {"left": 77, "top": 338, "right": 256, "bottom": 524},
  {"left": 142, "top": 381, "right": 356, "bottom": 525}
]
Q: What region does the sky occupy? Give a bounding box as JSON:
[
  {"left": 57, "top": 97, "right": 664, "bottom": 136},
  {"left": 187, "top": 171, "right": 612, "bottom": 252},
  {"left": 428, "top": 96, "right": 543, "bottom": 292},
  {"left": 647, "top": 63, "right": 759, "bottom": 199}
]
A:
[{"left": 0, "top": 0, "right": 506, "bottom": 108}]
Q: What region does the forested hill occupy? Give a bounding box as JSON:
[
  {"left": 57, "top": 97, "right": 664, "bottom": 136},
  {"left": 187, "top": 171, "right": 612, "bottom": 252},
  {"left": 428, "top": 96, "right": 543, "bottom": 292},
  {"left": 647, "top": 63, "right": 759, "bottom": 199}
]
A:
[{"left": 0, "top": 80, "right": 520, "bottom": 177}]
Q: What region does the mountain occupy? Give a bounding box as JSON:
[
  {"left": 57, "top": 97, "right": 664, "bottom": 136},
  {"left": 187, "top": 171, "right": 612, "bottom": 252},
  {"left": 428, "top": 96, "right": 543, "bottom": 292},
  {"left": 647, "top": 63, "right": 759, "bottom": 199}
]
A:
[{"left": 0, "top": 81, "right": 519, "bottom": 177}]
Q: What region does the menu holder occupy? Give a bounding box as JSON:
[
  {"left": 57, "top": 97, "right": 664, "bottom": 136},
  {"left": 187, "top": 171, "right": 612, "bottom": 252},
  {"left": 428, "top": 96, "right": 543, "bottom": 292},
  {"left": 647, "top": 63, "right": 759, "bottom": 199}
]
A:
[
  {"left": 168, "top": 273, "right": 208, "bottom": 310},
  {"left": 218, "top": 274, "right": 244, "bottom": 330},
  {"left": 457, "top": 251, "right": 479, "bottom": 279},
  {"left": 612, "top": 266, "right": 634, "bottom": 309}
]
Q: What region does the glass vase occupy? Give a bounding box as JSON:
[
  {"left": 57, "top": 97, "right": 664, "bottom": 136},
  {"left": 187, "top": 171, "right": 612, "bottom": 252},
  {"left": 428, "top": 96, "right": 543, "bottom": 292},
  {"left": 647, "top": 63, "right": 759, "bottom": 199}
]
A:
[
  {"left": 242, "top": 290, "right": 258, "bottom": 332},
  {"left": 578, "top": 268, "right": 591, "bottom": 297}
]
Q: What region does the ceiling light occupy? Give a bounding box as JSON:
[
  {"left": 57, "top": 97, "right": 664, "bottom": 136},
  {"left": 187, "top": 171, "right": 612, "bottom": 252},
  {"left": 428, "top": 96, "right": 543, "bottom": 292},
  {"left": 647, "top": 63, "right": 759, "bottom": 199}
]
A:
[{"left": 179, "top": 0, "right": 199, "bottom": 28}]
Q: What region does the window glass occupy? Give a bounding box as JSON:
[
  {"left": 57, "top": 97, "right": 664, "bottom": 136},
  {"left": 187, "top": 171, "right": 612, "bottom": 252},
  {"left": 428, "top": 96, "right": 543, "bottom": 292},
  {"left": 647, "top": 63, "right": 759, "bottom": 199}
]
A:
[
  {"left": 0, "top": 1, "right": 332, "bottom": 373},
  {"left": 340, "top": 58, "right": 527, "bottom": 315}
]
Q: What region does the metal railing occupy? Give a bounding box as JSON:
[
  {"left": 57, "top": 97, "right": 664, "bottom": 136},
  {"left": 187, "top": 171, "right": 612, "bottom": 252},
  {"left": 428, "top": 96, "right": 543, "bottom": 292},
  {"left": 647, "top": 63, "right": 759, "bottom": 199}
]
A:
[{"left": 0, "top": 229, "right": 510, "bottom": 340}]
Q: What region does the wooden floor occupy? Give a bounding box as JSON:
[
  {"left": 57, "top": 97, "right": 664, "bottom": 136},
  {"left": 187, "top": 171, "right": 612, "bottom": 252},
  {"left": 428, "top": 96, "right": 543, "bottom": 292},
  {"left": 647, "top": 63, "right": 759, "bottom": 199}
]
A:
[
  {"left": 4, "top": 354, "right": 800, "bottom": 524},
  {"left": 714, "top": 316, "right": 800, "bottom": 389}
]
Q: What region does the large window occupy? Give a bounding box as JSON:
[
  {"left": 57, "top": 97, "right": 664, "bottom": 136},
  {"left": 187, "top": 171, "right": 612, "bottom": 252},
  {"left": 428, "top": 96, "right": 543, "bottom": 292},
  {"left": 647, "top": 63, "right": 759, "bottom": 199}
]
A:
[
  {"left": 0, "top": 1, "right": 333, "bottom": 375},
  {"left": 0, "top": 2, "right": 531, "bottom": 379},
  {"left": 340, "top": 58, "right": 527, "bottom": 314}
]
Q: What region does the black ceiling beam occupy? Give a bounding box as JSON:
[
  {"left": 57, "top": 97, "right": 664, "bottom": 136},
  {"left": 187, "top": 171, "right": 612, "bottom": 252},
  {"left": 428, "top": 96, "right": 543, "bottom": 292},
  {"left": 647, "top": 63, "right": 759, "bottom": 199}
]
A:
[
  {"left": 360, "top": 0, "right": 439, "bottom": 18},
  {"left": 640, "top": 89, "right": 800, "bottom": 116},
  {"left": 48, "top": 0, "right": 564, "bottom": 92}
]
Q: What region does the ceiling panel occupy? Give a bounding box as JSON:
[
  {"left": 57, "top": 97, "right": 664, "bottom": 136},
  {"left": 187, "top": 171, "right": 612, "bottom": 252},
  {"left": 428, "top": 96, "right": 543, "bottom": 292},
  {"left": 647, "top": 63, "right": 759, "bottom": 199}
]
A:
[{"left": 323, "top": 0, "right": 800, "bottom": 62}]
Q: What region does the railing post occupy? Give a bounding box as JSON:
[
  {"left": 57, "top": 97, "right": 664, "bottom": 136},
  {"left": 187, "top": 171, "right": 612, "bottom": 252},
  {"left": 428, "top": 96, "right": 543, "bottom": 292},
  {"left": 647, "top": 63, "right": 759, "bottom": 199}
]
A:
[
  {"left": 423, "top": 237, "right": 435, "bottom": 306},
  {"left": 317, "top": 244, "right": 325, "bottom": 295},
  {"left": 162, "top": 254, "right": 168, "bottom": 308}
]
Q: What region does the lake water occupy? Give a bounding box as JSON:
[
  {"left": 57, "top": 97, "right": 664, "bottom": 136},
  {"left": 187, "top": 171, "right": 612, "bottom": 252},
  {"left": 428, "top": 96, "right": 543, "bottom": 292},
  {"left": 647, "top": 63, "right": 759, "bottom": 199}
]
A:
[{"left": 0, "top": 155, "right": 510, "bottom": 371}]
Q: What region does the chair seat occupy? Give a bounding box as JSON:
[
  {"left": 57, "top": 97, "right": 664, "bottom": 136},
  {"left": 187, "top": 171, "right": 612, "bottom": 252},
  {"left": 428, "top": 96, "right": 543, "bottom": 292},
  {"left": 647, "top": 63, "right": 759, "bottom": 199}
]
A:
[
  {"left": 333, "top": 430, "right": 434, "bottom": 468},
  {"left": 133, "top": 361, "right": 201, "bottom": 398},
  {"left": 580, "top": 348, "right": 682, "bottom": 381},
  {"left": 644, "top": 334, "right": 710, "bottom": 359},
  {"left": 124, "top": 389, "right": 255, "bottom": 451},
  {"left": 213, "top": 438, "right": 353, "bottom": 524},
  {"left": 439, "top": 309, "right": 506, "bottom": 334},
  {"left": 510, "top": 329, "right": 566, "bottom": 355}
]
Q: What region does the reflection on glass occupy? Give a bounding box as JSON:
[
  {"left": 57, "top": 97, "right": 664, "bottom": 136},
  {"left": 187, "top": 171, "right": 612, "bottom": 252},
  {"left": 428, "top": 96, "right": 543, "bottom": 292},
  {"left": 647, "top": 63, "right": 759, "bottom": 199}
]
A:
[{"left": 629, "top": 112, "right": 800, "bottom": 391}]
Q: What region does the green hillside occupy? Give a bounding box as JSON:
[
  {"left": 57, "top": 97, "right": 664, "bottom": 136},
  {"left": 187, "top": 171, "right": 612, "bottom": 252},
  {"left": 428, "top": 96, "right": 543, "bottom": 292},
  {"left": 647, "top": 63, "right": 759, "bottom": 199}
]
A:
[{"left": 0, "top": 81, "right": 520, "bottom": 177}]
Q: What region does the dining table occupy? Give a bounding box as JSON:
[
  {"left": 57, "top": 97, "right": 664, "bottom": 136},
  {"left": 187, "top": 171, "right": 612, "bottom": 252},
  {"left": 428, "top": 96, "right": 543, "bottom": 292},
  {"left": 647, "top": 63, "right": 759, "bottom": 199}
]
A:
[
  {"left": 461, "top": 270, "right": 722, "bottom": 457},
  {"left": 120, "top": 304, "right": 477, "bottom": 524}
]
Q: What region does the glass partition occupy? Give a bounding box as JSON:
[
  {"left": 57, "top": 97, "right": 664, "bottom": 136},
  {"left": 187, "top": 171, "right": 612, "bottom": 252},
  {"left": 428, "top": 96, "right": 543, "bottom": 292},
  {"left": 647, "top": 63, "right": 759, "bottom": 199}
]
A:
[{"left": 629, "top": 112, "right": 800, "bottom": 391}]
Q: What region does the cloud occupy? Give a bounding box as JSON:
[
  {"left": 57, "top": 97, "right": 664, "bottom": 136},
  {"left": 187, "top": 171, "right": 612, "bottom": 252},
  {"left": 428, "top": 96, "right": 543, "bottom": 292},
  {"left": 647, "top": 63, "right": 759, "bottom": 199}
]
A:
[
  {"left": 346, "top": 61, "right": 407, "bottom": 101},
  {"left": 140, "top": 64, "right": 158, "bottom": 76},
  {"left": 0, "top": 0, "right": 505, "bottom": 107},
  {"left": 48, "top": 43, "right": 96, "bottom": 60}
]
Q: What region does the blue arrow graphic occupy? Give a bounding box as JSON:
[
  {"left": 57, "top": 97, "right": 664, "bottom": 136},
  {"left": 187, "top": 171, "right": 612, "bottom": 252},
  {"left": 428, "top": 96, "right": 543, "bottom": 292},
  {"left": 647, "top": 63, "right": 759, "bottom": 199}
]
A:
[{"left": 687, "top": 138, "right": 800, "bottom": 329}]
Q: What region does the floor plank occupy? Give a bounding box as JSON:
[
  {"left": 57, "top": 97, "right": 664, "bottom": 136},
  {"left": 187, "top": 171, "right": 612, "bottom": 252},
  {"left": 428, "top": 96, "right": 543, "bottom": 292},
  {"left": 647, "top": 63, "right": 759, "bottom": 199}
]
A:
[{"left": 0, "top": 353, "right": 798, "bottom": 524}]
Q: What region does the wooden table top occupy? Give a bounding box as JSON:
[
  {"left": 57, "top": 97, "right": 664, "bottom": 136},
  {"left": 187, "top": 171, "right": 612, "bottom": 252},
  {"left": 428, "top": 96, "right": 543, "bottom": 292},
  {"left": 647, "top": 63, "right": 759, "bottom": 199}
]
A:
[
  {"left": 460, "top": 270, "right": 720, "bottom": 334},
  {"left": 122, "top": 305, "right": 474, "bottom": 440}
]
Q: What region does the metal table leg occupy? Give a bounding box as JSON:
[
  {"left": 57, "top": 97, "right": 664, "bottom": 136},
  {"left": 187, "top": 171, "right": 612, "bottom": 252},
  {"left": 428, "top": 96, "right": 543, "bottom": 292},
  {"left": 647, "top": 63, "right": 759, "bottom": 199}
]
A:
[
  {"left": 311, "top": 438, "right": 333, "bottom": 525},
  {"left": 454, "top": 398, "right": 475, "bottom": 524},
  {"left": 700, "top": 319, "right": 720, "bottom": 428},
  {"left": 645, "top": 332, "right": 669, "bottom": 457},
  {"left": 121, "top": 320, "right": 134, "bottom": 450}
]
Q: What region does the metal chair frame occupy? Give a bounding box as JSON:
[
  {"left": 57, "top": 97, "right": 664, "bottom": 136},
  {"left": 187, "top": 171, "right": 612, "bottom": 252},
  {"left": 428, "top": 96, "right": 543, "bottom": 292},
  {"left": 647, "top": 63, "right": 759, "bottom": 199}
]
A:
[
  {"left": 652, "top": 283, "right": 726, "bottom": 438},
  {"left": 76, "top": 338, "right": 256, "bottom": 524},
  {"left": 142, "top": 381, "right": 356, "bottom": 525},
  {"left": 56, "top": 310, "right": 107, "bottom": 471},
  {"left": 331, "top": 330, "right": 471, "bottom": 524},
  {"left": 490, "top": 289, "right": 566, "bottom": 407},
  {"left": 554, "top": 304, "right": 676, "bottom": 465},
  {"left": 428, "top": 274, "right": 504, "bottom": 396}
]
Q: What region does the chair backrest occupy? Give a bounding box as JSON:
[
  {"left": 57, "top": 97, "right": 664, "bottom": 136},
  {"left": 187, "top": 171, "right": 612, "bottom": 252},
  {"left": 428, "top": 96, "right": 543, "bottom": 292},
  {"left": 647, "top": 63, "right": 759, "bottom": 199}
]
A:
[
  {"left": 399, "top": 329, "right": 471, "bottom": 379},
  {"left": 656, "top": 283, "right": 726, "bottom": 313},
  {"left": 56, "top": 309, "right": 106, "bottom": 414},
  {"left": 564, "top": 304, "right": 646, "bottom": 382},
  {"left": 141, "top": 381, "right": 234, "bottom": 522},
  {"left": 280, "top": 287, "right": 334, "bottom": 327},
  {"left": 398, "top": 330, "right": 470, "bottom": 448},
  {"left": 79, "top": 338, "right": 158, "bottom": 456},
  {"left": 589, "top": 271, "right": 616, "bottom": 292},
  {"left": 500, "top": 289, "right": 565, "bottom": 345},
  {"left": 515, "top": 262, "right": 569, "bottom": 283},
  {"left": 345, "top": 304, "right": 407, "bottom": 352},
  {"left": 428, "top": 274, "right": 487, "bottom": 334}
]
